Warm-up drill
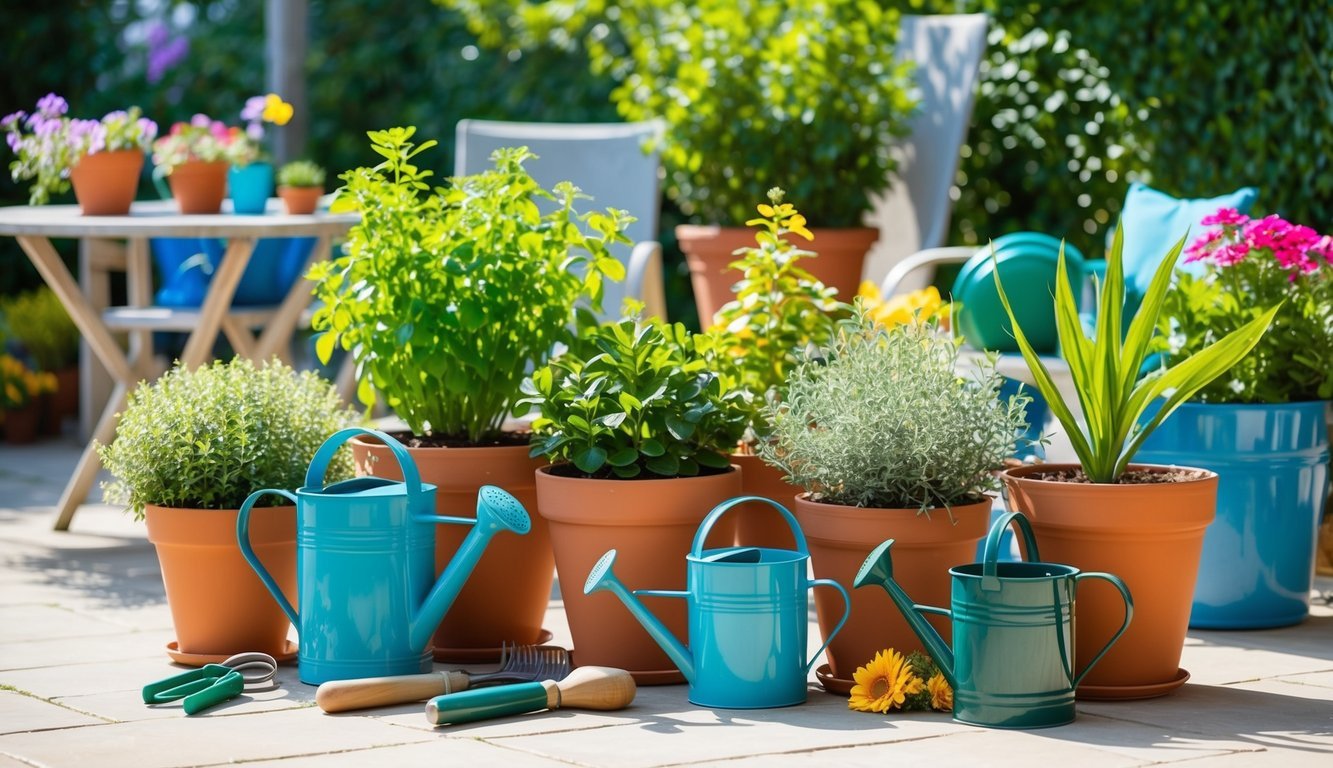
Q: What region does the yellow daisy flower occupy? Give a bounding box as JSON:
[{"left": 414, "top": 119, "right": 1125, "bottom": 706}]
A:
[
  {"left": 848, "top": 648, "right": 925, "bottom": 713},
  {"left": 263, "top": 93, "right": 294, "bottom": 126},
  {"left": 927, "top": 670, "right": 953, "bottom": 711}
]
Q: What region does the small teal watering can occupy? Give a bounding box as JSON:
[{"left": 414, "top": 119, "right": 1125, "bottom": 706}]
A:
[
  {"left": 584, "top": 496, "right": 850, "bottom": 709},
  {"left": 237, "top": 428, "right": 532, "bottom": 685},
  {"left": 854, "top": 511, "right": 1132, "bottom": 729}
]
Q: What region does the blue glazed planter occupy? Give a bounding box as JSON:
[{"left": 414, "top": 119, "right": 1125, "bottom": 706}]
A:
[
  {"left": 229, "top": 162, "right": 274, "bottom": 215},
  {"left": 152, "top": 236, "right": 316, "bottom": 307},
  {"left": 1138, "top": 401, "right": 1331, "bottom": 629}
]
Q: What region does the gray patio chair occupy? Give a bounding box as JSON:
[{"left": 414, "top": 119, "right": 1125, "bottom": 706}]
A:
[
  {"left": 453, "top": 119, "right": 668, "bottom": 322},
  {"left": 862, "top": 13, "right": 990, "bottom": 292}
]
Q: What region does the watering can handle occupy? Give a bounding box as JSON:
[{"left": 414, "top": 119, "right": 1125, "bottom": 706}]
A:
[
  {"left": 236, "top": 488, "right": 301, "bottom": 628},
  {"left": 692, "top": 495, "right": 808, "bottom": 556},
  {"left": 805, "top": 579, "right": 851, "bottom": 674},
  {"left": 305, "top": 427, "right": 426, "bottom": 513},
  {"left": 981, "top": 511, "right": 1041, "bottom": 591},
  {"left": 1070, "top": 572, "right": 1134, "bottom": 688}
]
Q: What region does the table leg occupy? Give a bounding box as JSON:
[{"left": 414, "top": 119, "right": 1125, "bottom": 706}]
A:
[{"left": 178, "top": 236, "right": 256, "bottom": 369}]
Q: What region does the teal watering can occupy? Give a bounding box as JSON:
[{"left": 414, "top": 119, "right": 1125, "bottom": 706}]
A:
[
  {"left": 237, "top": 428, "right": 532, "bottom": 685},
  {"left": 584, "top": 496, "right": 850, "bottom": 709},
  {"left": 854, "top": 511, "right": 1133, "bottom": 729}
]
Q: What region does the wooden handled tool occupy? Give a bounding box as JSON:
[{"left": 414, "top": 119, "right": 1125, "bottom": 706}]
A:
[
  {"left": 425, "top": 666, "right": 636, "bottom": 726},
  {"left": 316, "top": 671, "right": 473, "bottom": 713}
]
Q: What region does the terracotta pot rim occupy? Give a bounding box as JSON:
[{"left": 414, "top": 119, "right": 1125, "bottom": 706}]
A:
[
  {"left": 792, "top": 491, "right": 992, "bottom": 514},
  {"left": 675, "top": 223, "right": 880, "bottom": 237},
  {"left": 350, "top": 434, "right": 536, "bottom": 456},
  {"left": 536, "top": 464, "right": 739, "bottom": 482},
  {"left": 1001, "top": 462, "right": 1219, "bottom": 485}
]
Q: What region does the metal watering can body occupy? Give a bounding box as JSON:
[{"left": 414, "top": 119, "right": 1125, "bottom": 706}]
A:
[
  {"left": 237, "top": 428, "right": 531, "bottom": 685},
  {"left": 854, "top": 511, "right": 1133, "bottom": 729},
  {"left": 585, "top": 496, "right": 850, "bottom": 709}
]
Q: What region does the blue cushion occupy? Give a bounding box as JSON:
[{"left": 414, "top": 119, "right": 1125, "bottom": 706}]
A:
[{"left": 1119, "top": 182, "right": 1258, "bottom": 308}]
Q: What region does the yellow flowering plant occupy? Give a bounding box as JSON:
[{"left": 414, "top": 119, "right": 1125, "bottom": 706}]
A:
[
  {"left": 848, "top": 648, "right": 953, "bottom": 714},
  {"left": 0, "top": 355, "right": 57, "bottom": 410},
  {"left": 857, "top": 282, "right": 951, "bottom": 331}
]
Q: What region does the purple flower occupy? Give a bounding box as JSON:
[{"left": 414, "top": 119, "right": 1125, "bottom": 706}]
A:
[
  {"left": 147, "top": 36, "right": 189, "bottom": 84},
  {"left": 35, "top": 93, "right": 68, "bottom": 118},
  {"left": 241, "top": 96, "right": 267, "bottom": 123},
  {"left": 190, "top": 113, "right": 212, "bottom": 128}
]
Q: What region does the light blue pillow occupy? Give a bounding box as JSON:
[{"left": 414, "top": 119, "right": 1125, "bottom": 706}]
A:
[{"left": 1119, "top": 181, "right": 1258, "bottom": 309}]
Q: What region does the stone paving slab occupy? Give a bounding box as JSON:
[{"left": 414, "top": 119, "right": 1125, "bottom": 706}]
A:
[{"left": 0, "top": 691, "right": 107, "bottom": 735}]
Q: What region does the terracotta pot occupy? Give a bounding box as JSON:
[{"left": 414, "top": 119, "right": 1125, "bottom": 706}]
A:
[
  {"left": 352, "top": 438, "right": 552, "bottom": 661},
  {"left": 52, "top": 367, "right": 78, "bottom": 419},
  {"left": 729, "top": 453, "right": 802, "bottom": 549},
  {"left": 678, "top": 225, "right": 879, "bottom": 329},
  {"left": 167, "top": 160, "right": 229, "bottom": 214},
  {"left": 69, "top": 149, "right": 142, "bottom": 215},
  {"left": 144, "top": 504, "right": 296, "bottom": 658},
  {"left": 3, "top": 403, "right": 41, "bottom": 444},
  {"left": 793, "top": 494, "right": 990, "bottom": 682},
  {"left": 278, "top": 186, "right": 322, "bottom": 215},
  {"left": 1002, "top": 463, "right": 1217, "bottom": 699},
  {"left": 535, "top": 466, "right": 742, "bottom": 683}
]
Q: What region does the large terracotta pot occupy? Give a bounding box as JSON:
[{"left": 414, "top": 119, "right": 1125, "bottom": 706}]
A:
[
  {"left": 730, "top": 453, "right": 801, "bottom": 549},
  {"left": 166, "top": 160, "right": 229, "bottom": 214},
  {"left": 793, "top": 494, "right": 990, "bottom": 688},
  {"left": 3, "top": 402, "right": 41, "bottom": 444},
  {"left": 52, "top": 367, "right": 79, "bottom": 419},
  {"left": 535, "top": 466, "right": 742, "bottom": 684},
  {"left": 278, "top": 186, "right": 322, "bottom": 215},
  {"left": 144, "top": 504, "right": 296, "bottom": 660},
  {"left": 352, "top": 438, "right": 552, "bottom": 661},
  {"left": 678, "top": 225, "right": 878, "bottom": 329},
  {"left": 69, "top": 150, "right": 143, "bottom": 215},
  {"left": 1002, "top": 463, "right": 1217, "bottom": 700}
]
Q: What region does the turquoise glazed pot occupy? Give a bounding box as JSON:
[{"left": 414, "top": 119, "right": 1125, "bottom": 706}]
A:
[
  {"left": 229, "top": 161, "right": 273, "bottom": 215},
  {"left": 1138, "top": 401, "right": 1331, "bottom": 629}
]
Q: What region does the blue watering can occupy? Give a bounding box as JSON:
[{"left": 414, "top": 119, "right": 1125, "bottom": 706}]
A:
[
  {"left": 237, "top": 428, "right": 532, "bottom": 685},
  {"left": 585, "top": 496, "right": 850, "bottom": 709}
]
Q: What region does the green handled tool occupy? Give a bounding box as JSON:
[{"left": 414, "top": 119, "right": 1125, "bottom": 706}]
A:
[
  {"left": 425, "top": 666, "right": 635, "bottom": 726},
  {"left": 142, "top": 652, "right": 277, "bottom": 715}
]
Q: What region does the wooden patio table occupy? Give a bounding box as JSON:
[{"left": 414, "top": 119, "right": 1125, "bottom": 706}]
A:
[{"left": 0, "top": 201, "right": 358, "bottom": 531}]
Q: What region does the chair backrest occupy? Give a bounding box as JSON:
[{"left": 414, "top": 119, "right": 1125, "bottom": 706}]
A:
[
  {"left": 454, "top": 120, "right": 664, "bottom": 319},
  {"left": 862, "top": 13, "right": 989, "bottom": 287}
]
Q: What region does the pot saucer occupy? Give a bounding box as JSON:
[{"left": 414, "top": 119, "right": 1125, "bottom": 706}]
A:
[
  {"left": 1076, "top": 668, "right": 1191, "bottom": 701},
  {"left": 569, "top": 650, "right": 685, "bottom": 686},
  {"left": 166, "top": 639, "right": 298, "bottom": 667},
  {"left": 432, "top": 629, "right": 555, "bottom": 664},
  {"left": 814, "top": 664, "right": 855, "bottom": 696}
]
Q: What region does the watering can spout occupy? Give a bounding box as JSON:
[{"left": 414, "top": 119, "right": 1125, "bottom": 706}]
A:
[
  {"left": 853, "top": 539, "right": 956, "bottom": 689},
  {"left": 410, "top": 485, "right": 532, "bottom": 651},
  {"left": 584, "top": 550, "right": 695, "bottom": 683}
]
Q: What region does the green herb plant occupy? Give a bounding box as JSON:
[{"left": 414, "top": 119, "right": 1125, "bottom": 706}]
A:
[
  {"left": 519, "top": 317, "right": 748, "bottom": 478},
  {"left": 277, "top": 159, "right": 326, "bottom": 189},
  {"left": 309, "top": 127, "right": 633, "bottom": 441},
  {"left": 992, "top": 226, "right": 1280, "bottom": 484},
  {"left": 97, "top": 358, "right": 360, "bottom": 519},
  {"left": 759, "top": 309, "right": 1027, "bottom": 513},
  {"left": 708, "top": 187, "right": 840, "bottom": 449},
  {"left": 0, "top": 286, "right": 79, "bottom": 371}
]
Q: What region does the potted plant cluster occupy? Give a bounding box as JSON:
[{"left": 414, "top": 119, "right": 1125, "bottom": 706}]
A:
[
  {"left": 0, "top": 353, "right": 56, "bottom": 444},
  {"left": 310, "top": 127, "right": 633, "bottom": 660},
  {"left": 0, "top": 286, "right": 80, "bottom": 425},
  {"left": 449, "top": 0, "right": 918, "bottom": 325},
  {"left": 519, "top": 315, "right": 748, "bottom": 680},
  {"left": 97, "top": 358, "right": 359, "bottom": 662},
  {"left": 151, "top": 113, "right": 249, "bottom": 214},
  {"left": 993, "top": 226, "right": 1277, "bottom": 699},
  {"left": 706, "top": 188, "right": 841, "bottom": 546},
  {"left": 757, "top": 307, "right": 1029, "bottom": 692},
  {"left": 2, "top": 93, "right": 157, "bottom": 214},
  {"left": 1138, "top": 209, "right": 1332, "bottom": 629},
  {"left": 228, "top": 93, "right": 295, "bottom": 214},
  {"left": 276, "top": 160, "right": 326, "bottom": 215}
]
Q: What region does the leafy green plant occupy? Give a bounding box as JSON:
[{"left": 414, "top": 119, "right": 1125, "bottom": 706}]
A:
[
  {"left": 277, "top": 159, "right": 326, "bottom": 188},
  {"left": 1156, "top": 209, "right": 1333, "bottom": 403},
  {"left": 708, "top": 188, "right": 840, "bottom": 448},
  {"left": 0, "top": 286, "right": 79, "bottom": 371},
  {"left": 759, "top": 309, "right": 1027, "bottom": 512},
  {"left": 519, "top": 317, "right": 748, "bottom": 478},
  {"left": 446, "top": 0, "right": 918, "bottom": 227},
  {"left": 310, "top": 127, "right": 632, "bottom": 442},
  {"left": 992, "top": 226, "right": 1280, "bottom": 484},
  {"left": 97, "top": 358, "right": 360, "bottom": 519}
]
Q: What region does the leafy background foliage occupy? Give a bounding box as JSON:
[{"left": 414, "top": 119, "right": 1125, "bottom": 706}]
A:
[{"left": 3, "top": 1, "right": 1329, "bottom": 327}]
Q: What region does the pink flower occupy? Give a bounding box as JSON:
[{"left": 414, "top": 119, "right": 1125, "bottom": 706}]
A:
[{"left": 1200, "top": 207, "right": 1249, "bottom": 228}]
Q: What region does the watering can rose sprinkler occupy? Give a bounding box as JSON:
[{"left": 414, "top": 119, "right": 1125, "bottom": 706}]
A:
[
  {"left": 853, "top": 511, "right": 1133, "bottom": 729},
  {"left": 585, "top": 496, "right": 851, "bottom": 709},
  {"left": 237, "top": 427, "right": 532, "bottom": 685}
]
